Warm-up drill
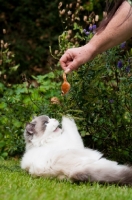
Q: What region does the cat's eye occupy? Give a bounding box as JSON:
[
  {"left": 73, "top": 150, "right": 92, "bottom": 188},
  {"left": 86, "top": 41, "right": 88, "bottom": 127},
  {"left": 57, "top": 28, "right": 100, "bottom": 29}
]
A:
[{"left": 44, "top": 121, "right": 48, "bottom": 125}]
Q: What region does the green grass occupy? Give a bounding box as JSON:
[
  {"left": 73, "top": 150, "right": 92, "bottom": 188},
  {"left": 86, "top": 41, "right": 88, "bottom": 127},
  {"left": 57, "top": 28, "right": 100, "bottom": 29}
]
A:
[{"left": 0, "top": 159, "right": 132, "bottom": 200}]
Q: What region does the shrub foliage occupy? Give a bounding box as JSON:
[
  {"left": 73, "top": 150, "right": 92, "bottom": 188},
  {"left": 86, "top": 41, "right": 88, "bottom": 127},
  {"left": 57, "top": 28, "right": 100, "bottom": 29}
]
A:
[
  {"left": 0, "top": 0, "right": 132, "bottom": 163},
  {"left": 0, "top": 0, "right": 104, "bottom": 83}
]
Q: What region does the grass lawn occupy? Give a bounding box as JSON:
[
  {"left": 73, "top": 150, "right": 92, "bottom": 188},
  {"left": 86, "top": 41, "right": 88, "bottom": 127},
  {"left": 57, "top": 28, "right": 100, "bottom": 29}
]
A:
[{"left": 0, "top": 159, "right": 132, "bottom": 200}]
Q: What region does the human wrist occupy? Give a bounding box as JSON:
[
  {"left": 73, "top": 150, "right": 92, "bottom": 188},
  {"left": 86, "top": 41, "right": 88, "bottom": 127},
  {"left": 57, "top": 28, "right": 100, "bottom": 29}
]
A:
[{"left": 83, "top": 43, "right": 98, "bottom": 62}]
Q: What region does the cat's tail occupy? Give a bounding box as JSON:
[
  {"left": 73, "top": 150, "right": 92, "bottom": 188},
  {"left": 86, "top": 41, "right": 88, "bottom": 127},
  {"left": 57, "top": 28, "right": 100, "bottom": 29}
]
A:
[{"left": 70, "top": 157, "right": 132, "bottom": 185}]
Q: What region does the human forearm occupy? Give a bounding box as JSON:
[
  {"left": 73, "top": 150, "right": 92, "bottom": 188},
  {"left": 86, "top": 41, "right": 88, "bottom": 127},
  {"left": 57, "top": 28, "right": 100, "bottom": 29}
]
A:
[
  {"left": 60, "top": 1, "right": 132, "bottom": 72},
  {"left": 84, "top": 1, "right": 132, "bottom": 60}
]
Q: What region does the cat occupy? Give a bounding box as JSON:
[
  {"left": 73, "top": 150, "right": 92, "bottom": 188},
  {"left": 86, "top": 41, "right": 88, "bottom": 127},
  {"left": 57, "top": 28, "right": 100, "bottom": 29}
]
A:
[{"left": 21, "top": 115, "right": 132, "bottom": 185}]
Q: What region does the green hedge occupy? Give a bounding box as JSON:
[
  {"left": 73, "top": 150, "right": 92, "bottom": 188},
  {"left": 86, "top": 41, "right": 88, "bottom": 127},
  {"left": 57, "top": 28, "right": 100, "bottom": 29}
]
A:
[
  {"left": 0, "top": 0, "right": 105, "bottom": 83},
  {"left": 1, "top": 0, "right": 131, "bottom": 164}
]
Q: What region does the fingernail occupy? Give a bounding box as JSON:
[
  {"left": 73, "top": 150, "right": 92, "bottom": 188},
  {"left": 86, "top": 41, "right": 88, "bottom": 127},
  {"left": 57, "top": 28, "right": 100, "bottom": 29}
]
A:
[{"left": 65, "top": 68, "right": 71, "bottom": 74}]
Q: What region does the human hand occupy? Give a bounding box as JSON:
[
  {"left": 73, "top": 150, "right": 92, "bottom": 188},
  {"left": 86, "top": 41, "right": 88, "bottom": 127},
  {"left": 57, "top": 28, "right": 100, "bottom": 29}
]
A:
[{"left": 59, "top": 46, "right": 88, "bottom": 73}]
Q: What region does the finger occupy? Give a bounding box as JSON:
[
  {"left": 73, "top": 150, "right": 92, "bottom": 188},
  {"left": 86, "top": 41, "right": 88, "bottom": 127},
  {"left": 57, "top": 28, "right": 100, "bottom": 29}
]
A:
[
  {"left": 63, "top": 60, "right": 73, "bottom": 73},
  {"left": 65, "top": 68, "right": 71, "bottom": 74},
  {"left": 60, "top": 52, "right": 73, "bottom": 69},
  {"left": 60, "top": 55, "right": 68, "bottom": 69}
]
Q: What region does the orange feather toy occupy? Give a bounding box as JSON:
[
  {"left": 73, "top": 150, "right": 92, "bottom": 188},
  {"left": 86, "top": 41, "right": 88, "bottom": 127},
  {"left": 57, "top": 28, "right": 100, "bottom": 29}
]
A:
[{"left": 61, "top": 72, "right": 71, "bottom": 95}]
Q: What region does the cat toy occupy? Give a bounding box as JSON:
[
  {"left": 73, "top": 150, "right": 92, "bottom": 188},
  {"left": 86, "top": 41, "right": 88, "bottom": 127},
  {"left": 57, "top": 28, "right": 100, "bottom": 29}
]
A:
[{"left": 61, "top": 72, "right": 71, "bottom": 95}]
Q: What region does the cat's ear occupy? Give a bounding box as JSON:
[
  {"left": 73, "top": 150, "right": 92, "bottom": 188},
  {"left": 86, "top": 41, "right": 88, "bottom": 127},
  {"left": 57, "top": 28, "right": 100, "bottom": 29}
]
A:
[{"left": 26, "top": 122, "right": 36, "bottom": 135}]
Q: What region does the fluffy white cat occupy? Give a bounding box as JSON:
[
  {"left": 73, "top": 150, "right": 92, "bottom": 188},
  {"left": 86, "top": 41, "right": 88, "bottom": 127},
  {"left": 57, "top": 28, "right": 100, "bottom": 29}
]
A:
[{"left": 21, "top": 115, "right": 132, "bottom": 185}]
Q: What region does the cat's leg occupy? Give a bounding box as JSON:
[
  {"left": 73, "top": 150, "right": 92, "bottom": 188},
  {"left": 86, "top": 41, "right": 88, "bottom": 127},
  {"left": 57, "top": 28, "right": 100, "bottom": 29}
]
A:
[
  {"left": 62, "top": 116, "right": 80, "bottom": 136},
  {"left": 21, "top": 148, "right": 59, "bottom": 178},
  {"left": 61, "top": 116, "right": 84, "bottom": 148},
  {"left": 69, "top": 154, "right": 132, "bottom": 185},
  {"left": 54, "top": 148, "right": 132, "bottom": 185},
  {"left": 51, "top": 148, "right": 102, "bottom": 181}
]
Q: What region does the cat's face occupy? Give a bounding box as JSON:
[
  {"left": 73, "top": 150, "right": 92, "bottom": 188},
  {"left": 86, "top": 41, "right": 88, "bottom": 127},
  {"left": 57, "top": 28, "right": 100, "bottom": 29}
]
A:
[{"left": 24, "top": 115, "right": 62, "bottom": 146}]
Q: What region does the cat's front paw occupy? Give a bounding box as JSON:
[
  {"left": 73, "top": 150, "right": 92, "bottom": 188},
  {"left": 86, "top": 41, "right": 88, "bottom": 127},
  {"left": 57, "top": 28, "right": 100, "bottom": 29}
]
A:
[{"left": 62, "top": 115, "right": 75, "bottom": 127}]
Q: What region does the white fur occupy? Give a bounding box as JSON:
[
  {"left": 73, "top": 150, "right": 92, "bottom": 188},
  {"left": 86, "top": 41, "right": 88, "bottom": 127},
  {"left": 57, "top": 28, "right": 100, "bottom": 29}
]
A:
[{"left": 21, "top": 116, "right": 131, "bottom": 184}]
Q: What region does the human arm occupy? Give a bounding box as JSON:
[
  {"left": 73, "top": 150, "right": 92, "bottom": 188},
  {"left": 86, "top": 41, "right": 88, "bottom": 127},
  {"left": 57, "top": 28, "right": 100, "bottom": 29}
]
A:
[{"left": 60, "top": 1, "right": 132, "bottom": 73}]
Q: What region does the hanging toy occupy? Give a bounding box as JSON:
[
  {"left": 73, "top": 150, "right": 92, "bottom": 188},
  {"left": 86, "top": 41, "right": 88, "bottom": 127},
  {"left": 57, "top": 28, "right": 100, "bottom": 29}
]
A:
[{"left": 61, "top": 72, "right": 71, "bottom": 95}]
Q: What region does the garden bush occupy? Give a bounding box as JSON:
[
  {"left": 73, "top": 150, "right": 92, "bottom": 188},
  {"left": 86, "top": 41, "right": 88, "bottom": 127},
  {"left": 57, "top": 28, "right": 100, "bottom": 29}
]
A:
[
  {"left": 50, "top": 0, "right": 132, "bottom": 163},
  {"left": 0, "top": 0, "right": 132, "bottom": 164},
  {"left": 0, "top": 0, "right": 104, "bottom": 83},
  {"left": 0, "top": 71, "right": 63, "bottom": 158}
]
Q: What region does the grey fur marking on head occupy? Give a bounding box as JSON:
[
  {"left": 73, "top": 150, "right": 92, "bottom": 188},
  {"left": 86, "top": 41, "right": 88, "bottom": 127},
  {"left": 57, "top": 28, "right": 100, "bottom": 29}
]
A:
[
  {"left": 25, "top": 115, "right": 49, "bottom": 142},
  {"left": 26, "top": 122, "right": 36, "bottom": 135}
]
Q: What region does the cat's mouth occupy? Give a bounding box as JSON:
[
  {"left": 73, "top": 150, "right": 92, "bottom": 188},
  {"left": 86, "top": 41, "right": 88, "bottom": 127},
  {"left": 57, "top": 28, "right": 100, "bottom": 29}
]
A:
[{"left": 53, "top": 125, "right": 61, "bottom": 132}]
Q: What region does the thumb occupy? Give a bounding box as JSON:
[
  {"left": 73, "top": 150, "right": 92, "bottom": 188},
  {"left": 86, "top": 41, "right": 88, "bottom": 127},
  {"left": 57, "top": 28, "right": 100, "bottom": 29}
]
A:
[
  {"left": 65, "top": 68, "right": 71, "bottom": 74},
  {"left": 65, "top": 58, "right": 80, "bottom": 73}
]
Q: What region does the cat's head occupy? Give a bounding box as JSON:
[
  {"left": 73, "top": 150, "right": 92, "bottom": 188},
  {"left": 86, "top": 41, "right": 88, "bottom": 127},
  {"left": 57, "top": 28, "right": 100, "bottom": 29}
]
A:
[{"left": 24, "top": 115, "right": 62, "bottom": 150}]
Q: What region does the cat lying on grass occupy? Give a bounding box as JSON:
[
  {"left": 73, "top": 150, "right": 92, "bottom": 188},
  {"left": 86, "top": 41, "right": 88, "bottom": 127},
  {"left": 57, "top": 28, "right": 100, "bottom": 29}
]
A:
[{"left": 21, "top": 115, "right": 132, "bottom": 185}]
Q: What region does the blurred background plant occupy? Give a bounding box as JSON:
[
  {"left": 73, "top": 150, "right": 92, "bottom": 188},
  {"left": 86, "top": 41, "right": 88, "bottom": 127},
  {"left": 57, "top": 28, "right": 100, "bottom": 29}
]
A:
[
  {"left": 50, "top": 0, "right": 132, "bottom": 163},
  {"left": 0, "top": 0, "right": 104, "bottom": 83},
  {"left": 0, "top": 69, "right": 62, "bottom": 159},
  {"left": 0, "top": 0, "right": 132, "bottom": 163}
]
